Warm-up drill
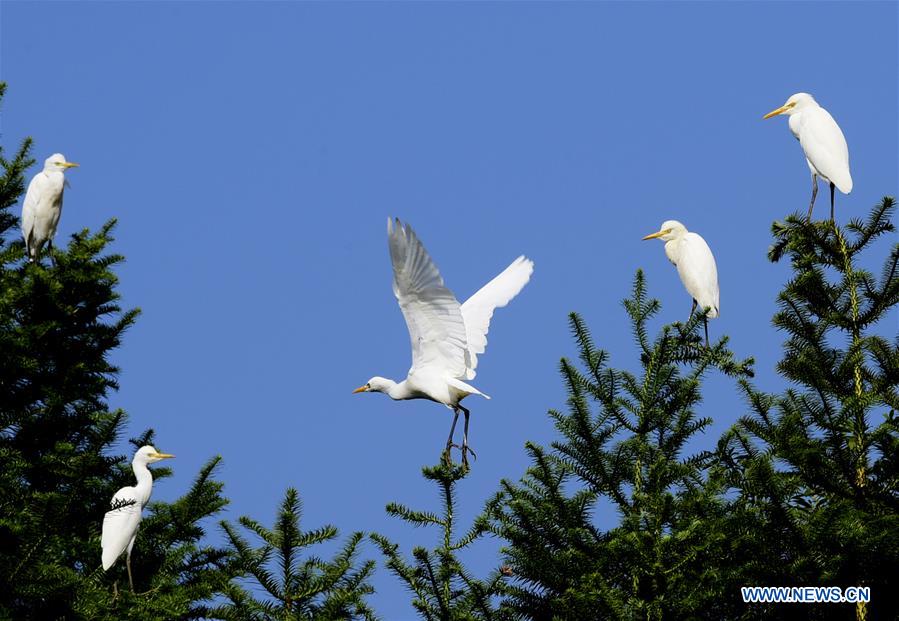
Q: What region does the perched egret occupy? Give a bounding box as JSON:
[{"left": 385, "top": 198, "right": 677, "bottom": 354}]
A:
[
  {"left": 643, "top": 220, "right": 719, "bottom": 345},
  {"left": 21, "top": 153, "right": 79, "bottom": 262},
  {"left": 354, "top": 218, "right": 534, "bottom": 467},
  {"left": 763, "top": 93, "right": 852, "bottom": 221},
  {"left": 101, "top": 446, "right": 174, "bottom": 591}
]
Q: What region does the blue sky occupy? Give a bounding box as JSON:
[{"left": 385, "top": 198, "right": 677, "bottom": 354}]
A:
[{"left": 2, "top": 1, "right": 897, "bottom": 617}]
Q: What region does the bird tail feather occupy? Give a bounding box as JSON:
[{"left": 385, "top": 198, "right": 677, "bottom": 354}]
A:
[{"left": 447, "top": 377, "right": 491, "bottom": 400}]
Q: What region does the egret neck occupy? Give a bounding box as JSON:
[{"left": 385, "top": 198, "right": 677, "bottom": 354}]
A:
[{"left": 131, "top": 458, "right": 154, "bottom": 509}]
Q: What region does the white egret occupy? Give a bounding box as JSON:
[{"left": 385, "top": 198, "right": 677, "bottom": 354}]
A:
[
  {"left": 643, "top": 220, "right": 719, "bottom": 345},
  {"left": 354, "top": 218, "right": 534, "bottom": 467},
  {"left": 101, "top": 445, "right": 174, "bottom": 591},
  {"left": 21, "top": 153, "right": 79, "bottom": 262},
  {"left": 763, "top": 93, "right": 852, "bottom": 221}
]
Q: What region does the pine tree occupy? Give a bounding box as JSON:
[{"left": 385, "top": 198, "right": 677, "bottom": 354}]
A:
[
  {"left": 209, "top": 487, "right": 377, "bottom": 620},
  {"left": 720, "top": 200, "right": 899, "bottom": 620},
  {"left": 485, "top": 272, "right": 754, "bottom": 619},
  {"left": 0, "top": 82, "right": 234, "bottom": 619},
  {"left": 372, "top": 463, "right": 511, "bottom": 621}
]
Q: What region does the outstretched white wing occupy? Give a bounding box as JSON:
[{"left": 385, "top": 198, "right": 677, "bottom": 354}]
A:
[
  {"left": 388, "top": 219, "right": 468, "bottom": 377},
  {"left": 460, "top": 256, "right": 533, "bottom": 379},
  {"left": 101, "top": 487, "right": 142, "bottom": 570}
]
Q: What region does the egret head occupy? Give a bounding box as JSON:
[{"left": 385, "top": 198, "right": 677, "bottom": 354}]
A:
[
  {"left": 353, "top": 376, "right": 393, "bottom": 395},
  {"left": 763, "top": 92, "right": 816, "bottom": 119},
  {"left": 133, "top": 445, "right": 175, "bottom": 465},
  {"left": 44, "top": 153, "right": 79, "bottom": 172},
  {"left": 642, "top": 220, "right": 687, "bottom": 242}
]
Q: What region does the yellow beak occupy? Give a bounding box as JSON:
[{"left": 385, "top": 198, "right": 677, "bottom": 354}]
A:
[
  {"left": 352, "top": 385, "right": 368, "bottom": 394},
  {"left": 762, "top": 105, "right": 790, "bottom": 120},
  {"left": 642, "top": 231, "right": 665, "bottom": 240},
  {"left": 62, "top": 161, "right": 80, "bottom": 168},
  {"left": 152, "top": 452, "right": 175, "bottom": 459}
]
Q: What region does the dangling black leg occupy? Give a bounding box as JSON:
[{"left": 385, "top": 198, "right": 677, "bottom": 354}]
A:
[
  {"left": 443, "top": 409, "right": 460, "bottom": 465},
  {"left": 704, "top": 316, "right": 709, "bottom": 347},
  {"left": 126, "top": 553, "right": 134, "bottom": 592},
  {"left": 690, "top": 299, "right": 697, "bottom": 321},
  {"left": 830, "top": 182, "right": 835, "bottom": 222},
  {"left": 460, "top": 404, "right": 476, "bottom": 468},
  {"left": 807, "top": 174, "right": 818, "bottom": 221}
]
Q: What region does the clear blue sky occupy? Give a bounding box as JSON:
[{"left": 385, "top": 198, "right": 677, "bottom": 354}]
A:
[{"left": 2, "top": 2, "right": 897, "bottom": 617}]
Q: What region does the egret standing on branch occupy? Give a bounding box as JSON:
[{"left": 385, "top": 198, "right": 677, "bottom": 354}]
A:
[
  {"left": 21, "top": 153, "right": 79, "bottom": 262},
  {"left": 643, "top": 220, "right": 719, "bottom": 345},
  {"left": 763, "top": 93, "right": 852, "bottom": 221},
  {"left": 101, "top": 446, "right": 174, "bottom": 592},
  {"left": 354, "top": 218, "right": 534, "bottom": 468}
]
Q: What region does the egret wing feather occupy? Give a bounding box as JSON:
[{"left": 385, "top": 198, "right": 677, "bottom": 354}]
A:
[
  {"left": 460, "top": 256, "right": 534, "bottom": 379},
  {"left": 677, "top": 233, "right": 719, "bottom": 318},
  {"left": 21, "top": 174, "right": 44, "bottom": 251},
  {"left": 800, "top": 107, "right": 852, "bottom": 193},
  {"left": 101, "top": 487, "right": 142, "bottom": 570},
  {"left": 388, "top": 219, "right": 468, "bottom": 377}
]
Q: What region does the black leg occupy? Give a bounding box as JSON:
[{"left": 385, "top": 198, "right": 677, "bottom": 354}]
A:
[
  {"left": 830, "top": 182, "right": 835, "bottom": 222},
  {"left": 459, "top": 405, "right": 476, "bottom": 468},
  {"left": 126, "top": 553, "right": 134, "bottom": 592},
  {"left": 704, "top": 317, "right": 709, "bottom": 347},
  {"left": 690, "top": 299, "right": 697, "bottom": 321},
  {"left": 807, "top": 174, "right": 818, "bottom": 221},
  {"left": 444, "top": 409, "right": 460, "bottom": 456}
]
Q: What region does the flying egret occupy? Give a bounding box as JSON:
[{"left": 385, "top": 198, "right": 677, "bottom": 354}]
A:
[
  {"left": 763, "top": 93, "right": 852, "bottom": 221},
  {"left": 101, "top": 445, "right": 174, "bottom": 591},
  {"left": 354, "top": 218, "right": 534, "bottom": 468},
  {"left": 643, "top": 220, "right": 719, "bottom": 345},
  {"left": 21, "top": 153, "right": 79, "bottom": 262}
]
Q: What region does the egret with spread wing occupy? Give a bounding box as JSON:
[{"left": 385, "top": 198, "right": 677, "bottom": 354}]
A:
[
  {"left": 643, "top": 220, "right": 719, "bottom": 345},
  {"left": 101, "top": 446, "right": 174, "bottom": 592},
  {"left": 354, "top": 218, "right": 534, "bottom": 467},
  {"left": 763, "top": 93, "right": 852, "bottom": 221},
  {"left": 22, "top": 153, "right": 79, "bottom": 262}
]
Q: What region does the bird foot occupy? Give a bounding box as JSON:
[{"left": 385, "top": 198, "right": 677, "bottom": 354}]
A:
[
  {"left": 442, "top": 443, "right": 477, "bottom": 468},
  {"left": 442, "top": 444, "right": 458, "bottom": 466}
]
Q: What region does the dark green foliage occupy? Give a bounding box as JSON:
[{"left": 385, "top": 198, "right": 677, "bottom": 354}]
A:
[
  {"left": 720, "top": 199, "right": 899, "bottom": 620},
  {"left": 486, "top": 272, "right": 754, "bottom": 620},
  {"left": 0, "top": 83, "right": 233, "bottom": 620},
  {"left": 210, "top": 487, "right": 377, "bottom": 621},
  {"left": 0, "top": 83, "right": 33, "bottom": 238},
  {"left": 373, "top": 463, "right": 511, "bottom": 621}
]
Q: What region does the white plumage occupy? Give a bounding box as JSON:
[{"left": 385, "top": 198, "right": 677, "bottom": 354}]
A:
[
  {"left": 101, "top": 445, "right": 174, "bottom": 591},
  {"left": 355, "top": 218, "right": 534, "bottom": 467},
  {"left": 644, "top": 220, "right": 719, "bottom": 343},
  {"left": 763, "top": 92, "right": 852, "bottom": 220},
  {"left": 21, "top": 153, "right": 79, "bottom": 262}
]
